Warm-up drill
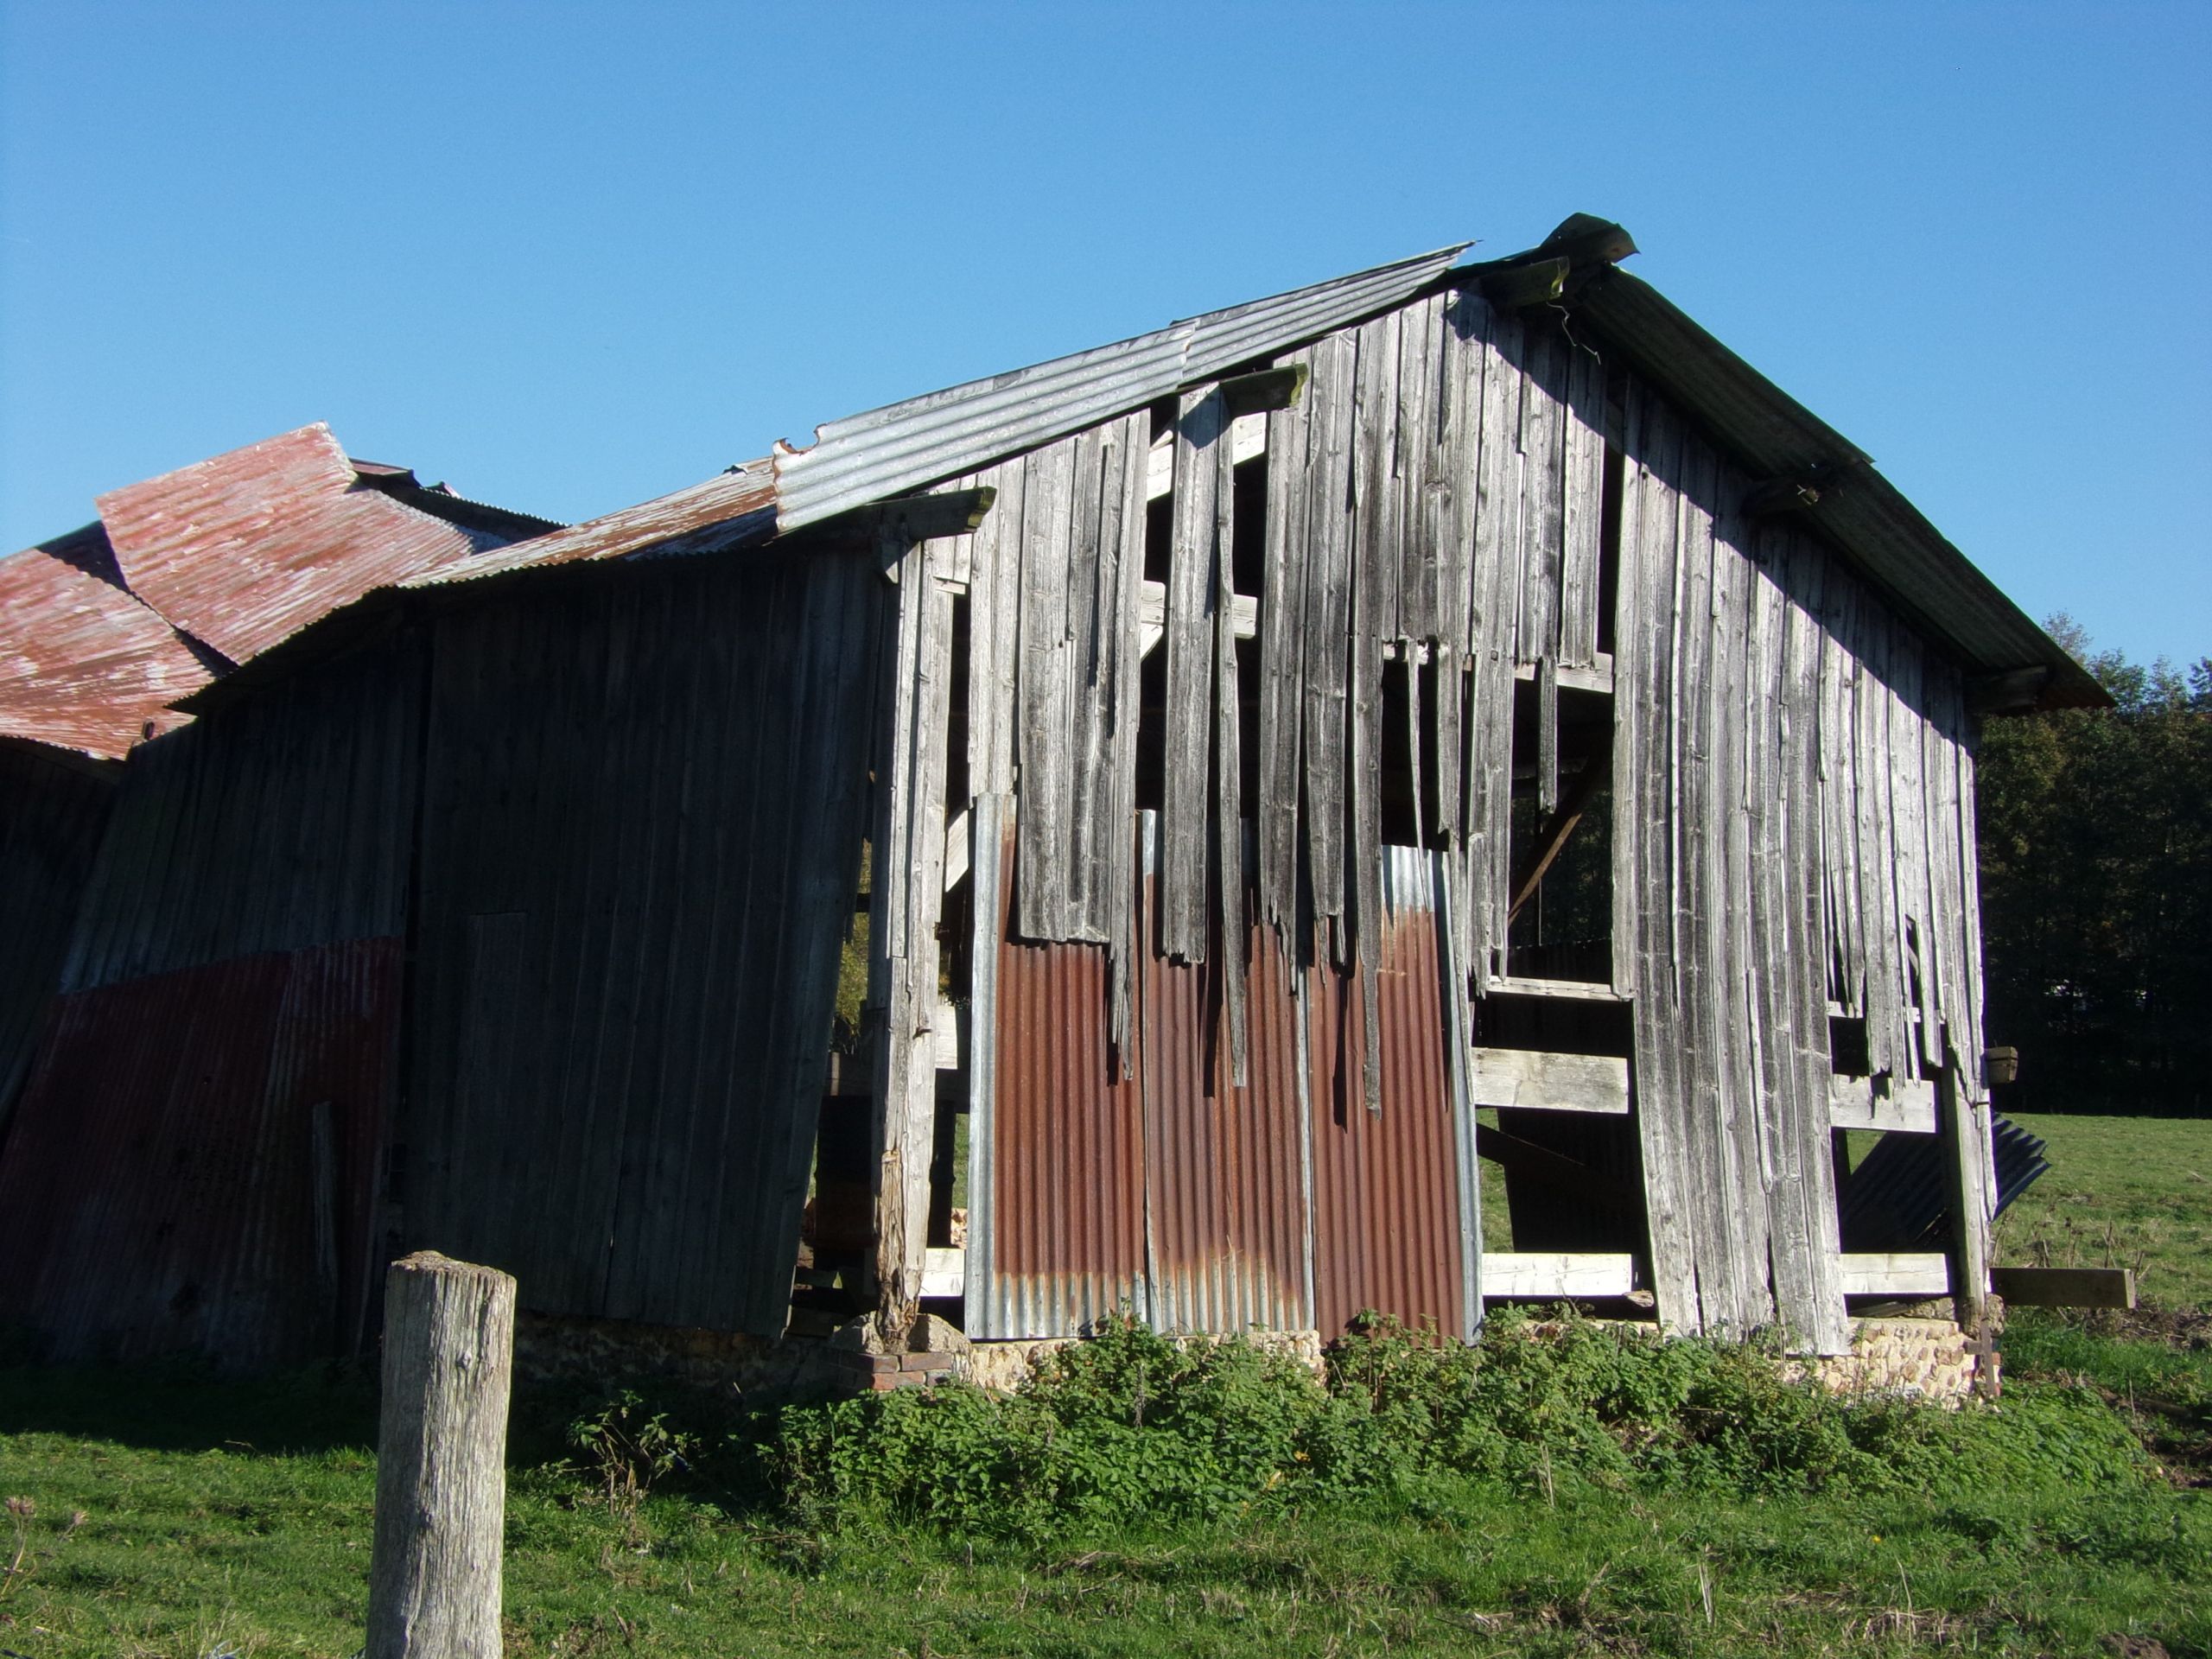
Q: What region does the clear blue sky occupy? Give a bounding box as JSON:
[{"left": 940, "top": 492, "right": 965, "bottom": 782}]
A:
[{"left": 4, "top": 3, "right": 2206, "bottom": 664}]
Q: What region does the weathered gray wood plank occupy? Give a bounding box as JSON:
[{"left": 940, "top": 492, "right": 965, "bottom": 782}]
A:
[
  {"left": 1300, "top": 333, "right": 1357, "bottom": 933},
  {"left": 1214, "top": 415, "right": 1249, "bottom": 1086},
  {"left": 1257, "top": 348, "right": 1313, "bottom": 944},
  {"left": 1558, "top": 339, "right": 1606, "bottom": 669},
  {"left": 1162, "top": 388, "right": 1226, "bottom": 961}
]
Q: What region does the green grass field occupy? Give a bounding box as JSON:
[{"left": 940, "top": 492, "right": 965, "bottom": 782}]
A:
[
  {"left": 0, "top": 1111, "right": 2204, "bottom": 1659},
  {"left": 1997, "top": 1111, "right": 2212, "bottom": 1309}
]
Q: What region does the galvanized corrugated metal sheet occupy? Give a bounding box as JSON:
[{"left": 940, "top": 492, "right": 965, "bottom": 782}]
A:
[
  {"left": 399, "top": 548, "right": 882, "bottom": 1335},
  {"left": 0, "top": 527, "right": 207, "bottom": 758},
  {"left": 1307, "top": 846, "right": 1470, "bottom": 1340},
  {"left": 93, "top": 423, "right": 493, "bottom": 664},
  {"left": 0, "top": 741, "right": 117, "bottom": 1128},
  {"left": 774, "top": 246, "right": 1467, "bottom": 529},
  {"left": 404, "top": 460, "right": 776, "bottom": 588},
  {"left": 0, "top": 937, "right": 402, "bottom": 1365}
]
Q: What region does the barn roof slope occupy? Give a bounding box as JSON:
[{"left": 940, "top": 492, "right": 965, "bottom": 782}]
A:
[
  {"left": 1, "top": 424, "right": 558, "bottom": 758},
  {"left": 0, "top": 524, "right": 209, "bottom": 759}
]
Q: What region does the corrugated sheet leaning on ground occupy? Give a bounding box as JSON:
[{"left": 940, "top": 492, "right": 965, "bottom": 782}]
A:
[
  {"left": 0, "top": 938, "right": 401, "bottom": 1365},
  {"left": 93, "top": 423, "right": 493, "bottom": 664},
  {"left": 0, "top": 526, "right": 207, "bottom": 758},
  {"left": 398, "top": 549, "right": 882, "bottom": 1336}
]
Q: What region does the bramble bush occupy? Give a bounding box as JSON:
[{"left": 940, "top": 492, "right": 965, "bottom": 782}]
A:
[{"left": 752, "top": 1308, "right": 2154, "bottom": 1539}]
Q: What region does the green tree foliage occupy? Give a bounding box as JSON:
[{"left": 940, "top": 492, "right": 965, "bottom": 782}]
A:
[{"left": 1976, "top": 620, "right": 2212, "bottom": 1116}]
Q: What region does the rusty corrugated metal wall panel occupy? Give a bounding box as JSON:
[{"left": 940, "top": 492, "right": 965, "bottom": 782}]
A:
[
  {"left": 402, "top": 550, "right": 881, "bottom": 1336},
  {"left": 60, "top": 639, "right": 425, "bottom": 993},
  {"left": 1140, "top": 827, "right": 1312, "bottom": 1337},
  {"left": 94, "top": 424, "right": 494, "bottom": 664},
  {"left": 0, "top": 743, "right": 117, "bottom": 1128},
  {"left": 775, "top": 247, "right": 1466, "bottom": 530},
  {"left": 0, "top": 938, "right": 401, "bottom": 1364},
  {"left": 988, "top": 914, "right": 1148, "bottom": 1339},
  {"left": 1308, "top": 846, "right": 1469, "bottom": 1340},
  {"left": 0, "top": 528, "right": 207, "bottom": 758}
]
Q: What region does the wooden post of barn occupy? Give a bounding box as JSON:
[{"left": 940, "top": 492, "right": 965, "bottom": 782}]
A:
[{"left": 366, "top": 1252, "right": 517, "bottom": 1659}]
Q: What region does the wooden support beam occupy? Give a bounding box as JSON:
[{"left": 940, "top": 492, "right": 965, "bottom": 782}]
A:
[
  {"left": 1479, "top": 1251, "right": 1638, "bottom": 1299},
  {"left": 1827, "top": 1074, "right": 1937, "bottom": 1134},
  {"left": 1139, "top": 579, "right": 1256, "bottom": 641},
  {"left": 1471, "top": 1047, "right": 1630, "bottom": 1114},
  {"left": 1489, "top": 975, "right": 1631, "bottom": 1004},
  {"left": 1147, "top": 414, "right": 1267, "bottom": 499},
  {"left": 1837, "top": 1252, "right": 1951, "bottom": 1297},
  {"left": 1990, "top": 1266, "right": 2136, "bottom": 1309}
]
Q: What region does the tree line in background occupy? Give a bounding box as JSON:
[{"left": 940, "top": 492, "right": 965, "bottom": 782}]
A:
[{"left": 1977, "top": 619, "right": 2212, "bottom": 1116}]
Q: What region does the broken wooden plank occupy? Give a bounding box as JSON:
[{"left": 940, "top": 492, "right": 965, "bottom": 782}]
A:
[
  {"left": 1471, "top": 1048, "right": 1630, "bottom": 1114},
  {"left": 1826, "top": 1074, "right": 1937, "bottom": 1134},
  {"left": 1989, "top": 1266, "right": 2136, "bottom": 1310}
]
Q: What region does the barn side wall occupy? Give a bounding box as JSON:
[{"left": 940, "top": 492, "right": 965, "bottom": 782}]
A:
[
  {"left": 0, "top": 643, "right": 421, "bottom": 1363},
  {"left": 933, "top": 281, "right": 1991, "bottom": 1352},
  {"left": 399, "top": 550, "right": 884, "bottom": 1337}
]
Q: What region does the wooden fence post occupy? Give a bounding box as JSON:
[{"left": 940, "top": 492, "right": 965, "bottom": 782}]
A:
[{"left": 366, "top": 1251, "right": 517, "bottom": 1659}]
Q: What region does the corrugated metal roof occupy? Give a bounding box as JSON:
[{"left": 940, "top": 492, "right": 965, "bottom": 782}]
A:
[
  {"left": 0, "top": 525, "right": 209, "bottom": 759},
  {"left": 404, "top": 459, "right": 776, "bottom": 587},
  {"left": 94, "top": 423, "right": 494, "bottom": 663},
  {"left": 772, "top": 245, "right": 1468, "bottom": 530}
]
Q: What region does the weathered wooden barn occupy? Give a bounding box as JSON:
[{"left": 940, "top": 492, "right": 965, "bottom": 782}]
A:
[{"left": 0, "top": 217, "right": 2096, "bottom": 1370}]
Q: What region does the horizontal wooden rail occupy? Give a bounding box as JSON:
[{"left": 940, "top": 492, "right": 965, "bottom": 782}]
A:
[
  {"left": 1471, "top": 1048, "right": 1630, "bottom": 1114},
  {"left": 1837, "top": 1252, "right": 1950, "bottom": 1297},
  {"left": 1479, "top": 1252, "right": 1637, "bottom": 1299},
  {"left": 1827, "top": 1075, "right": 1937, "bottom": 1133}
]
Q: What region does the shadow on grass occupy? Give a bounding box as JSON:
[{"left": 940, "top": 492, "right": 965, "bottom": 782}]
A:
[{"left": 0, "top": 1357, "right": 381, "bottom": 1456}]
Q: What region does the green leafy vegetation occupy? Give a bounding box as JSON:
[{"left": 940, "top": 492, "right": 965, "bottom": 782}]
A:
[{"left": 2, "top": 1295, "right": 2206, "bottom": 1656}]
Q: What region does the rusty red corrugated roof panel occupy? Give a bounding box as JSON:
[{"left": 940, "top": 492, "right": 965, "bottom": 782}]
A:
[
  {"left": 0, "top": 525, "right": 208, "bottom": 759},
  {"left": 94, "top": 423, "right": 490, "bottom": 663},
  {"left": 404, "top": 459, "right": 776, "bottom": 588}
]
